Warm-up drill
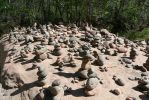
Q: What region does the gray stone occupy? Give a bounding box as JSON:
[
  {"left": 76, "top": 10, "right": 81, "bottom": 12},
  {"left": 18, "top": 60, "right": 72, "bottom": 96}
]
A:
[
  {"left": 116, "top": 78, "right": 126, "bottom": 86},
  {"left": 53, "top": 44, "right": 62, "bottom": 56},
  {"left": 93, "top": 51, "right": 105, "bottom": 66},
  {"left": 35, "top": 47, "right": 47, "bottom": 55},
  {"left": 39, "top": 53, "right": 47, "bottom": 61},
  {"left": 37, "top": 66, "right": 47, "bottom": 86},
  {"left": 49, "top": 86, "right": 63, "bottom": 96},
  {"left": 144, "top": 84, "right": 149, "bottom": 90},
  {"left": 105, "top": 49, "right": 115, "bottom": 55},
  {"left": 47, "top": 53, "right": 53, "bottom": 59},
  {"left": 48, "top": 79, "right": 64, "bottom": 100},
  {"left": 125, "top": 64, "right": 132, "bottom": 68},
  {"left": 25, "top": 35, "right": 34, "bottom": 43},
  {"left": 100, "top": 29, "right": 111, "bottom": 36},
  {"left": 86, "top": 77, "right": 99, "bottom": 90},
  {"left": 130, "top": 47, "right": 137, "bottom": 61},
  {"left": 79, "top": 70, "right": 88, "bottom": 79},
  {"left": 113, "top": 88, "right": 121, "bottom": 95},
  {"left": 117, "top": 38, "right": 124, "bottom": 45},
  {"left": 103, "top": 41, "right": 110, "bottom": 49},
  {"left": 52, "top": 79, "right": 61, "bottom": 86},
  {"left": 122, "top": 58, "right": 132, "bottom": 64}
]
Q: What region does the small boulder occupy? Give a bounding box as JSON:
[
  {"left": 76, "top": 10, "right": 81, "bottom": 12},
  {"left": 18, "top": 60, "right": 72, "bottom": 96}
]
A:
[
  {"left": 116, "top": 78, "right": 126, "bottom": 86},
  {"left": 112, "top": 88, "right": 121, "bottom": 95},
  {"left": 117, "top": 47, "right": 127, "bottom": 53},
  {"left": 86, "top": 77, "right": 99, "bottom": 90}
]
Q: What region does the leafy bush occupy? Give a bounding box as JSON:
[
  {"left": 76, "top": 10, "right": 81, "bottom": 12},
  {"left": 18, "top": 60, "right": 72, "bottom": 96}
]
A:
[{"left": 0, "top": 0, "right": 149, "bottom": 38}]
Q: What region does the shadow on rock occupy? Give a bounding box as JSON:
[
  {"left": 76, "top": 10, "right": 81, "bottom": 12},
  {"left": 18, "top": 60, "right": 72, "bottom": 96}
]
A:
[
  {"left": 26, "top": 67, "right": 36, "bottom": 71},
  {"left": 54, "top": 72, "right": 74, "bottom": 78},
  {"left": 132, "top": 86, "right": 143, "bottom": 92},
  {"left": 139, "top": 94, "right": 149, "bottom": 100},
  {"left": 21, "top": 59, "right": 35, "bottom": 65},
  {"left": 14, "top": 56, "right": 35, "bottom": 65},
  {"left": 34, "top": 89, "right": 53, "bottom": 100},
  {"left": 13, "top": 56, "right": 24, "bottom": 63},
  {"left": 11, "top": 81, "right": 38, "bottom": 96},
  {"left": 70, "top": 88, "right": 85, "bottom": 97}
]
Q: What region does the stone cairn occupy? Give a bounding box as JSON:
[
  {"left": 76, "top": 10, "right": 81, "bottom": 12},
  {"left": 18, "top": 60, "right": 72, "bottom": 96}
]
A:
[
  {"left": 93, "top": 51, "right": 107, "bottom": 72},
  {"left": 130, "top": 46, "right": 138, "bottom": 62},
  {"left": 34, "top": 45, "right": 48, "bottom": 62},
  {"left": 52, "top": 44, "right": 62, "bottom": 56},
  {"left": 76, "top": 52, "right": 95, "bottom": 79},
  {"left": 84, "top": 77, "right": 100, "bottom": 96},
  {"left": 37, "top": 65, "right": 48, "bottom": 86},
  {"left": 62, "top": 53, "right": 77, "bottom": 67},
  {"left": 48, "top": 79, "right": 64, "bottom": 100}
]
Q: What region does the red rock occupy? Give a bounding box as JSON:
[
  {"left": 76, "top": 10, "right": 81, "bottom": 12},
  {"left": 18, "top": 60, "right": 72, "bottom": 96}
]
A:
[{"left": 117, "top": 47, "right": 127, "bottom": 53}]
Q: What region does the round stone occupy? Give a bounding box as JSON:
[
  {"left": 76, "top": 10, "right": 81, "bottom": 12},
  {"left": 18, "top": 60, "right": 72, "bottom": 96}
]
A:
[
  {"left": 49, "top": 86, "right": 62, "bottom": 96},
  {"left": 79, "top": 70, "right": 88, "bottom": 79},
  {"left": 116, "top": 78, "right": 126, "bottom": 86},
  {"left": 109, "top": 43, "right": 116, "bottom": 48},
  {"left": 38, "top": 90, "right": 45, "bottom": 100},
  {"left": 113, "top": 88, "right": 121, "bottom": 95},
  {"left": 47, "top": 53, "right": 53, "bottom": 59},
  {"left": 86, "top": 77, "right": 99, "bottom": 90},
  {"left": 84, "top": 86, "right": 100, "bottom": 96},
  {"left": 52, "top": 79, "right": 61, "bottom": 86},
  {"left": 37, "top": 77, "right": 47, "bottom": 86},
  {"left": 39, "top": 53, "right": 47, "bottom": 60},
  {"left": 95, "top": 54, "right": 104, "bottom": 66},
  {"left": 53, "top": 49, "right": 62, "bottom": 56}
]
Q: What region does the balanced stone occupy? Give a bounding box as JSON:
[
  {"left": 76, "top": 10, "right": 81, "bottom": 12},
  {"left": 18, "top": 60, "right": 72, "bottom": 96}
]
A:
[
  {"left": 37, "top": 66, "right": 47, "bottom": 86},
  {"left": 93, "top": 51, "right": 105, "bottom": 66},
  {"left": 122, "top": 58, "right": 132, "bottom": 64},
  {"left": 113, "top": 76, "right": 126, "bottom": 86},
  {"left": 116, "top": 78, "right": 126, "bottom": 86},
  {"left": 130, "top": 47, "right": 137, "bottom": 61},
  {"left": 25, "top": 35, "right": 34, "bottom": 43},
  {"left": 53, "top": 44, "right": 62, "bottom": 56},
  {"left": 85, "top": 77, "right": 99, "bottom": 90},
  {"left": 48, "top": 79, "right": 64, "bottom": 100},
  {"left": 78, "top": 69, "right": 88, "bottom": 79},
  {"left": 84, "top": 77, "right": 100, "bottom": 96},
  {"left": 112, "top": 88, "right": 121, "bottom": 95}
]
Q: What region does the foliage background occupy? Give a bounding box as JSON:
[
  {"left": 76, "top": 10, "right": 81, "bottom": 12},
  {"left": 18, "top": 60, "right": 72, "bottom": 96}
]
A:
[{"left": 1, "top": 0, "right": 149, "bottom": 39}]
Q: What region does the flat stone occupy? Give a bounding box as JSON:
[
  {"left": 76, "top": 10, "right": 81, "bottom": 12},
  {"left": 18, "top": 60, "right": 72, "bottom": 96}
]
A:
[
  {"left": 122, "top": 58, "right": 132, "bottom": 64},
  {"left": 117, "top": 47, "right": 127, "bottom": 53}
]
